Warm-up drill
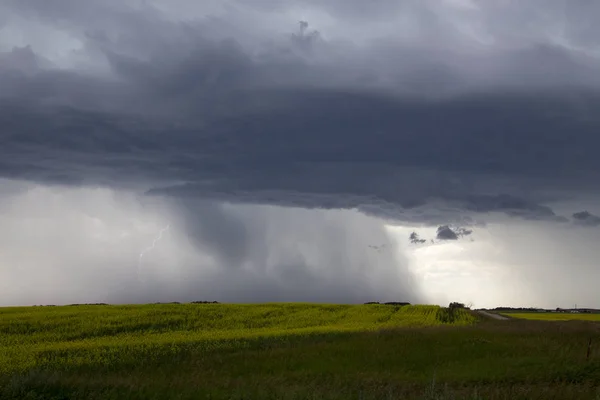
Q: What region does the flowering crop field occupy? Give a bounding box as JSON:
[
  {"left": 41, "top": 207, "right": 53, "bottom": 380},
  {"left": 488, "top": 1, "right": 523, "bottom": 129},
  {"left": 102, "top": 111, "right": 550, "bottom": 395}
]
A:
[
  {"left": 0, "top": 303, "right": 473, "bottom": 375},
  {"left": 1, "top": 303, "right": 599, "bottom": 400}
]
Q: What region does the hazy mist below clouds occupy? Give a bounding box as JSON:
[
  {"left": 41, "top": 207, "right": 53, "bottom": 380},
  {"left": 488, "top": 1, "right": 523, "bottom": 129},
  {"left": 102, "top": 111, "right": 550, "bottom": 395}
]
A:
[
  {"left": 393, "top": 218, "right": 600, "bottom": 309},
  {"left": 0, "top": 182, "right": 422, "bottom": 306},
  {"left": 2, "top": 181, "right": 598, "bottom": 309}
]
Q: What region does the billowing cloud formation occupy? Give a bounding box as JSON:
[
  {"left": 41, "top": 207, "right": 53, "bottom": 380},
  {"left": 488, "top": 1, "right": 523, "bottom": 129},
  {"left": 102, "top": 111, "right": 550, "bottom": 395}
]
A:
[
  {"left": 1, "top": 0, "right": 600, "bottom": 306},
  {"left": 1, "top": 1, "right": 600, "bottom": 210}
]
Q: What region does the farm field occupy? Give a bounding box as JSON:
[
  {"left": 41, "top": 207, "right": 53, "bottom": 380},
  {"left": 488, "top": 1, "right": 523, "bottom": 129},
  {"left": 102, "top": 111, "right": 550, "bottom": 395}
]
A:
[
  {"left": 502, "top": 312, "right": 600, "bottom": 322},
  {"left": 0, "top": 303, "right": 599, "bottom": 400}
]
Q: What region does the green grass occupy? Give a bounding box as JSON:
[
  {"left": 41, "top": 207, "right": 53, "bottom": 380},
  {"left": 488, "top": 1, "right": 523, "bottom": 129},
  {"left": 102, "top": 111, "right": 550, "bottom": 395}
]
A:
[
  {"left": 502, "top": 313, "right": 600, "bottom": 322},
  {"left": 1, "top": 303, "right": 599, "bottom": 399}
]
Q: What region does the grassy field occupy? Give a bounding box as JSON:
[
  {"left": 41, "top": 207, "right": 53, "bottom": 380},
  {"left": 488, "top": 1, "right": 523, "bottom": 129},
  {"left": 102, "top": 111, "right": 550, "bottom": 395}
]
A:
[
  {"left": 0, "top": 303, "right": 599, "bottom": 400},
  {"left": 502, "top": 312, "right": 600, "bottom": 322}
]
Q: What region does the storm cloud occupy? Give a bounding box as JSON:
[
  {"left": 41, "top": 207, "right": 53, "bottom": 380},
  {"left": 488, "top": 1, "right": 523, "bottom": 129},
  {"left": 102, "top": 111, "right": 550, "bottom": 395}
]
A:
[{"left": 1, "top": 0, "right": 600, "bottom": 306}]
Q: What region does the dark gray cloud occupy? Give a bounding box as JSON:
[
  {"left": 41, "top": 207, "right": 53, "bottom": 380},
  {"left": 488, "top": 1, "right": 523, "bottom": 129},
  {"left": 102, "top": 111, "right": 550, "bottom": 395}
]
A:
[
  {"left": 463, "top": 194, "right": 568, "bottom": 222},
  {"left": 2, "top": 89, "right": 599, "bottom": 226},
  {"left": 409, "top": 232, "right": 426, "bottom": 244},
  {"left": 572, "top": 210, "right": 600, "bottom": 227},
  {"left": 434, "top": 225, "right": 475, "bottom": 241},
  {"left": 436, "top": 226, "right": 458, "bottom": 241}
]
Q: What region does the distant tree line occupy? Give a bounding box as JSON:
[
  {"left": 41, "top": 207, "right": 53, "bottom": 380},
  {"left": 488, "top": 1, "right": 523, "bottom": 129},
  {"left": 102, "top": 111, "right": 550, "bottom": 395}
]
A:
[
  {"left": 190, "top": 301, "right": 220, "bottom": 304},
  {"left": 491, "top": 307, "right": 541, "bottom": 312}
]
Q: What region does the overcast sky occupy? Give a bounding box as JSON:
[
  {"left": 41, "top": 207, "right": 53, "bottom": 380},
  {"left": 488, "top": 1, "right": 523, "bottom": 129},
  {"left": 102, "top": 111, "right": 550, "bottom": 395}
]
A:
[{"left": 1, "top": 0, "right": 600, "bottom": 308}]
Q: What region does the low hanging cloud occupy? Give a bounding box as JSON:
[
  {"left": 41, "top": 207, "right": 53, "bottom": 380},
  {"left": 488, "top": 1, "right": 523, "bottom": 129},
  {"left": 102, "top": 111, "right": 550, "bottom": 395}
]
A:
[
  {"left": 436, "top": 226, "right": 460, "bottom": 241},
  {"left": 410, "top": 226, "right": 472, "bottom": 244},
  {"left": 409, "top": 232, "right": 426, "bottom": 244},
  {"left": 572, "top": 211, "right": 600, "bottom": 227},
  {"left": 1, "top": 0, "right": 600, "bottom": 306},
  {"left": 438, "top": 226, "right": 458, "bottom": 241}
]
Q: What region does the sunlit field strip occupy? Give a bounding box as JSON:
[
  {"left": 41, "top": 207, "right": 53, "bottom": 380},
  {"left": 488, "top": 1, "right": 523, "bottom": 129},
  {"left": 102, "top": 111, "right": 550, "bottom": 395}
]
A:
[{"left": 501, "top": 313, "right": 600, "bottom": 321}]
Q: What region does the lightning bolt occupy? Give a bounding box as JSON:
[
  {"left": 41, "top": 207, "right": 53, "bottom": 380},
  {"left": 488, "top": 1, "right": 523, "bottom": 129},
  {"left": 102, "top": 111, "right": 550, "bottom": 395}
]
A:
[{"left": 137, "top": 224, "right": 170, "bottom": 281}]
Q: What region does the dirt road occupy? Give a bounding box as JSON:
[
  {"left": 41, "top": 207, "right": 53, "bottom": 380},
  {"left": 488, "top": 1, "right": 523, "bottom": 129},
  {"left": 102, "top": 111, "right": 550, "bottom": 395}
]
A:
[{"left": 477, "top": 310, "right": 510, "bottom": 320}]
